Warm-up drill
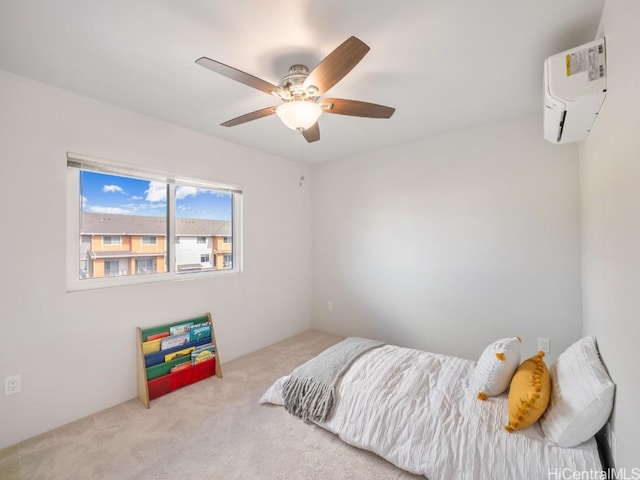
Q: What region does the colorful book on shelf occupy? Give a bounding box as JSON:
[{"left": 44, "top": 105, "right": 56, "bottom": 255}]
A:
[
  {"left": 147, "top": 356, "right": 216, "bottom": 401},
  {"left": 146, "top": 355, "right": 191, "bottom": 380},
  {"left": 160, "top": 333, "right": 190, "bottom": 350},
  {"left": 142, "top": 338, "right": 162, "bottom": 355},
  {"left": 190, "top": 322, "right": 212, "bottom": 342},
  {"left": 191, "top": 344, "right": 216, "bottom": 364},
  {"left": 169, "top": 322, "right": 193, "bottom": 336},
  {"left": 144, "top": 337, "right": 212, "bottom": 368},
  {"left": 170, "top": 362, "right": 194, "bottom": 373},
  {"left": 165, "top": 346, "right": 195, "bottom": 363},
  {"left": 146, "top": 332, "right": 170, "bottom": 341}
]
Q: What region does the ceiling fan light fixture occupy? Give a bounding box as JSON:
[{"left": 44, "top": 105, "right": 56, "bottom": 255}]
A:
[
  {"left": 196, "top": 36, "right": 394, "bottom": 143},
  {"left": 275, "top": 100, "right": 322, "bottom": 131}
]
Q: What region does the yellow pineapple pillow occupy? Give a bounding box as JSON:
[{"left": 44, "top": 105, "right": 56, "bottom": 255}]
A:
[{"left": 505, "top": 351, "right": 551, "bottom": 432}]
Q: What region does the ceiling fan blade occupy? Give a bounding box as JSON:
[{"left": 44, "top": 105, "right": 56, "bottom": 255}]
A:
[
  {"left": 302, "top": 122, "right": 320, "bottom": 143},
  {"left": 220, "top": 106, "right": 277, "bottom": 127},
  {"left": 321, "top": 98, "right": 395, "bottom": 118},
  {"left": 196, "top": 57, "right": 285, "bottom": 97},
  {"left": 303, "top": 36, "right": 370, "bottom": 95}
]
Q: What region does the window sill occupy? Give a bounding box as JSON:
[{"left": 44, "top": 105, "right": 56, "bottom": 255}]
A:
[{"left": 66, "top": 268, "right": 241, "bottom": 293}]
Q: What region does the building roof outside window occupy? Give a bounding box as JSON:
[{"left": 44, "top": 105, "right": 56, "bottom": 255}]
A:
[{"left": 80, "top": 212, "right": 231, "bottom": 237}]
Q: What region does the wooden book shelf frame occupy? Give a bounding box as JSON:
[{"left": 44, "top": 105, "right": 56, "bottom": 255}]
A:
[{"left": 136, "top": 312, "right": 222, "bottom": 408}]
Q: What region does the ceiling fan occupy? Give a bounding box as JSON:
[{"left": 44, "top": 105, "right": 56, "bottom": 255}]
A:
[{"left": 195, "top": 36, "right": 395, "bottom": 143}]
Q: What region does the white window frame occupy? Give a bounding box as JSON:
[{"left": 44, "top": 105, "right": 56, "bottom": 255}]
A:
[{"left": 66, "top": 152, "right": 243, "bottom": 291}]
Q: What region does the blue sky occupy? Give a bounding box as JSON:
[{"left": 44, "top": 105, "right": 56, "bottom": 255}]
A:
[{"left": 81, "top": 171, "right": 232, "bottom": 220}]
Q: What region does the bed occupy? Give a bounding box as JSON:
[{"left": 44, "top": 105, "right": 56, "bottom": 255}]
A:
[{"left": 260, "top": 335, "right": 615, "bottom": 479}]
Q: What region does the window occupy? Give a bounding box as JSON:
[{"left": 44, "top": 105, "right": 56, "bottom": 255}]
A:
[
  {"left": 223, "top": 236, "right": 232, "bottom": 243},
  {"left": 67, "top": 153, "right": 242, "bottom": 290},
  {"left": 104, "top": 260, "right": 120, "bottom": 276},
  {"left": 135, "top": 257, "right": 157, "bottom": 274},
  {"left": 103, "top": 236, "right": 121, "bottom": 246}
]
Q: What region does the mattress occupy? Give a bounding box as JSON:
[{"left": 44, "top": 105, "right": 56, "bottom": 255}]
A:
[{"left": 261, "top": 344, "right": 602, "bottom": 479}]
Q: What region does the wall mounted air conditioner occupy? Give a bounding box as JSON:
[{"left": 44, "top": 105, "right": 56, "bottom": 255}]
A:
[{"left": 543, "top": 38, "right": 607, "bottom": 144}]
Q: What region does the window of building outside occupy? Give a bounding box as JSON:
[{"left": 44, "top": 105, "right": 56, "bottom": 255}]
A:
[
  {"left": 103, "top": 236, "right": 121, "bottom": 246},
  {"left": 67, "top": 154, "right": 242, "bottom": 290},
  {"left": 136, "top": 257, "right": 156, "bottom": 274},
  {"left": 104, "top": 260, "right": 119, "bottom": 276}
]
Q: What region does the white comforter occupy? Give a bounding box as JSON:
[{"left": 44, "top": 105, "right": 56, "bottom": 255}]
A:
[{"left": 261, "top": 344, "right": 602, "bottom": 479}]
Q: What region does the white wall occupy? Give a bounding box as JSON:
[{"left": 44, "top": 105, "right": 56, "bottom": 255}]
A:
[
  {"left": 0, "top": 70, "right": 312, "bottom": 449},
  {"left": 581, "top": 0, "right": 640, "bottom": 468},
  {"left": 175, "top": 236, "right": 213, "bottom": 269},
  {"left": 312, "top": 114, "right": 582, "bottom": 362}
]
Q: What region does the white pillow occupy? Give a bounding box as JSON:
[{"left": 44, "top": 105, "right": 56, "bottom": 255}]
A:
[
  {"left": 540, "top": 336, "right": 615, "bottom": 447},
  {"left": 472, "top": 336, "right": 522, "bottom": 400}
]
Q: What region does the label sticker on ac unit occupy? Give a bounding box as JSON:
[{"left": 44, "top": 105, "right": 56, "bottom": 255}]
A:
[{"left": 565, "top": 43, "right": 605, "bottom": 81}]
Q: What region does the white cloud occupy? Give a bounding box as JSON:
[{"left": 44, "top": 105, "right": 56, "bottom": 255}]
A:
[
  {"left": 144, "top": 182, "right": 222, "bottom": 202},
  {"left": 176, "top": 185, "right": 223, "bottom": 200},
  {"left": 103, "top": 184, "right": 124, "bottom": 194},
  {"left": 120, "top": 203, "right": 140, "bottom": 211},
  {"left": 145, "top": 181, "right": 167, "bottom": 202},
  {"left": 138, "top": 202, "right": 166, "bottom": 210},
  {"left": 88, "top": 205, "right": 134, "bottom": 215},
  {"left": 131, "top": 195, "right": 142, "bottom": 200},
  {"left": 176, "top": 185, "right": 200, "bottom": 200},
  {"left": 82, "top": 196, "right": 88, "bottom": 208}
]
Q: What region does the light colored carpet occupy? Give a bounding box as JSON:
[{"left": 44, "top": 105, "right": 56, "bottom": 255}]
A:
[{"left": 0, "top": 330, "right": 423, "bottom": 480}]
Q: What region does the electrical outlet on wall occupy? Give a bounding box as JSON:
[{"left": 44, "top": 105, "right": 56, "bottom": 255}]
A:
[
  {"left": 537, "top": 337, "right": 550, "bottom": 354},
  {"left": 4, "top": 374, "right": 21, "bottom": 395}
]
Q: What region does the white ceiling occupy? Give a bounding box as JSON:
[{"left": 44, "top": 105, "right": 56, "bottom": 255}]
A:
[{"left": 0, "top": 0, "right": 604, "bottom": 164}]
